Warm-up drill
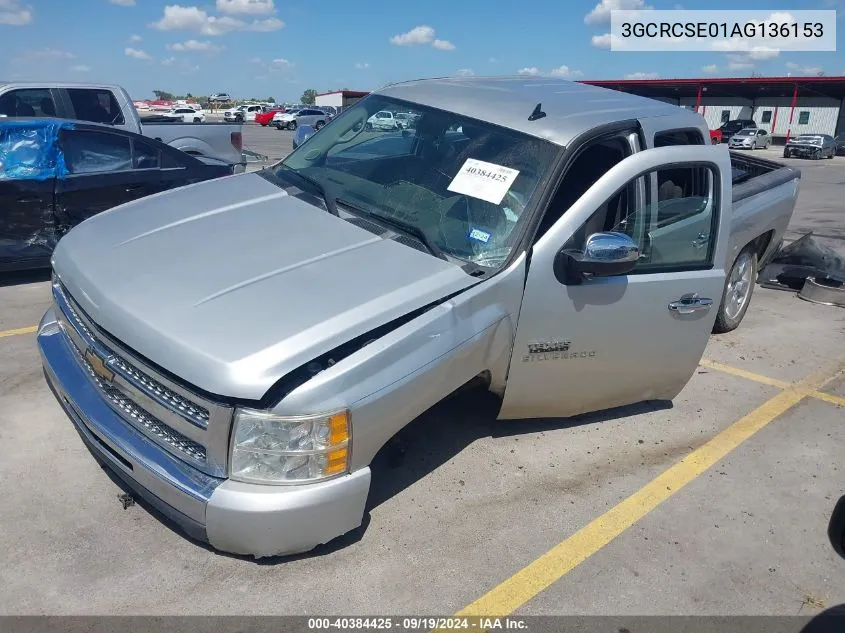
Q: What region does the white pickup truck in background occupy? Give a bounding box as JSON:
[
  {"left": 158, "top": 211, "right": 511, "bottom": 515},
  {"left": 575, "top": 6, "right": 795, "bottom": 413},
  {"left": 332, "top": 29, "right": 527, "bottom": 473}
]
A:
[{"left": 0, "top": 81, "right": 245, "bottom": 171}]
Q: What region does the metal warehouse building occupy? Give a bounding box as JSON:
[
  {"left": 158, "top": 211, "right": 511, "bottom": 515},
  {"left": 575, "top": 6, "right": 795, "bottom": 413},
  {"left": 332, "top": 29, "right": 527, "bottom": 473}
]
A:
[
  {"left": 580, "top": 76, "right": 845, "bottom": 144},
  {"left": 315, "top": 89, "right": 370, "bottom": 111}
]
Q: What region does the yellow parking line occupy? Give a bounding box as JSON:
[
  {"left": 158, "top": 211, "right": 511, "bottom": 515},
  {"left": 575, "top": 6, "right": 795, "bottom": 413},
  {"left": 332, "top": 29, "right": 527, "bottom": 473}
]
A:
[
  {"left": 456, "top": 358, "right": 845, "bottom": 618},
  {"left": 701, "top": 359, "right": 845, "bottom": 408},
  {"left": 0, "top": 325, "right": 38, "bottom": 339},
  {"left": 698, "top": 359, "right": 791, "bottom": 389}
]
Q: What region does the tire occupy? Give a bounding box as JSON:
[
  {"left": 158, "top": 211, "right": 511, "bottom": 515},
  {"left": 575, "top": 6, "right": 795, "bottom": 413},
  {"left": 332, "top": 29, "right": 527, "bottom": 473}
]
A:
[
  {"left": 315, "top": 120, "right": 325, "bottom": 130},
  {"left": 814, "top": 148, "right": 822, "bottom": 160},
  {"left": 828, "top": 149, "right": 835, "bottom": 159},
  {"left": 713, "top": 247, "right": 758, "bottom": 334},
  {"left": 193, "top": 117, "right": 201, "bottom": 123},
  {"left": 365, "top": 122, "right": 372, "bottom": 131},
  {"left": 783, "top": 150, "right": 790, "bottom": 158},
  {"left": 711, "top": 137, "right": 719, "bottom": 145}
]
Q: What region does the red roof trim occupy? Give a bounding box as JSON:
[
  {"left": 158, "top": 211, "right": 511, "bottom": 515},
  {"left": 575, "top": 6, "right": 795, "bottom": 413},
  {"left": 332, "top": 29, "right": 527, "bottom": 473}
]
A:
[
  {"left": 316, "top": 90, "right": 370, "bottom": 97},
  {"left": 580, "top": 76, "right": 843, "bottom": 86}
]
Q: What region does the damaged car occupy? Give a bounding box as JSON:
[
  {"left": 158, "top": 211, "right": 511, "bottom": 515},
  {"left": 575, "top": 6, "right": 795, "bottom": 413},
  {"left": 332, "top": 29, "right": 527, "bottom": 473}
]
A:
[
  {"left": 0, "top": 118, "right": 233, "bottom": 271},
  {"left": 38, "top": 77, "right": 799, "bottom": 557}
]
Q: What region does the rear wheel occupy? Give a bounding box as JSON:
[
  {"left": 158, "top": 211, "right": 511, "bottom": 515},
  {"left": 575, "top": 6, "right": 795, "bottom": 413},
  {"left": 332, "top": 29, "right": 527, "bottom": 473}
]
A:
[
  {"left": 288, "top": 120, "right": 297, "bottom": 130},
  {"left": 711, "top": 137, "right": 719, "bottom": 145},
  {"left": 315, "top": 120, "right": 325, "bottom": 130},
  {"left": 193, "top": 117, "right": 201, "bottom": 123},
  {"left": 713, "top": 247, "right": 758, "bottom": 334}
]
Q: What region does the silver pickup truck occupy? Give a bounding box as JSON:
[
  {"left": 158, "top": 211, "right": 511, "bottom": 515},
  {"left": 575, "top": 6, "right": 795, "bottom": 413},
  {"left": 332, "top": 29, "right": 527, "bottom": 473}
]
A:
[
  {"left": 0, "top": 81, "right": 245, "bottom": 170},
  {"left": 38, "top": 77, "right": 800, "bottom": 557}
]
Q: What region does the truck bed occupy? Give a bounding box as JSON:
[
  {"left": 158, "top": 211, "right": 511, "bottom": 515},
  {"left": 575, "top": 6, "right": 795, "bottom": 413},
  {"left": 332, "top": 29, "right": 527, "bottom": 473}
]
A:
[{"left": 728, "top": 150, "right": 801, "bottom": 268}]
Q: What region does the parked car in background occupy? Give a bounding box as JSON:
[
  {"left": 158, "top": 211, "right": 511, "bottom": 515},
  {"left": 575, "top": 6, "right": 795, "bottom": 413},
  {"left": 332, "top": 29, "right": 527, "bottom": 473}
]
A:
[
  {"left": 0, "top": 118, "right": 233, "bottom": 271},
  {"left": 224, "top": 105, "right": 263, "bottom": 122},
  {"left": 783, "top": 134, "right": 836, "bottom": 159},
  {"left": 834, "top": 133, "right": 845, "bottom": 155},
  {"left": 718, "top": 119, "right": 757, "bottom": 143},
  {"left": 728, "top": 128, "right": 770, "bottom": 150},
  {"left": 162, "top": 107, "right": 206, "bottom": 123},
  {"left": 0, "top": 81, "right": 245, "bottom": 171},
  {"left": 209, "top": 93, "right": 232, "bottom": 103},
  {"left": 366, "top": 110, "right": 404, "bottom": 130},
  {"left": 255, "top": 108, "right": 283, "bottom": 126},
  {"left": 274, "top": 108, "right": 329, "bottom": 131}
]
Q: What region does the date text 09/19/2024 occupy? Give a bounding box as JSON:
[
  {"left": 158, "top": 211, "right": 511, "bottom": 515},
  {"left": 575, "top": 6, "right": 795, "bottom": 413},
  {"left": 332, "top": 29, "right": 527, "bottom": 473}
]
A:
[{"left": 307, "top": 618, "right": 528, "bottom": 630}]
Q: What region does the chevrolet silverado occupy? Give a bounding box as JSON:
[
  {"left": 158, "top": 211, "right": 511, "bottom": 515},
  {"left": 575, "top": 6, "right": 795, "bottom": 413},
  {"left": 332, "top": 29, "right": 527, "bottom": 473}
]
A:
[{"left": 38, "top": 77, "right": 800, "bottom": 557}]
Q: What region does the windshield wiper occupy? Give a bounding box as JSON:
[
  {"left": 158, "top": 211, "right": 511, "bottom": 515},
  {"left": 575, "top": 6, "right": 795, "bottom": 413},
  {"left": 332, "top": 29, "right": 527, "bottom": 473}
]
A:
[
  {"left": 336, "top": 198, "right": 447, "bottom": 261},
  {"left": 275, "top": 165, "right": 338, "bottom": 216}
]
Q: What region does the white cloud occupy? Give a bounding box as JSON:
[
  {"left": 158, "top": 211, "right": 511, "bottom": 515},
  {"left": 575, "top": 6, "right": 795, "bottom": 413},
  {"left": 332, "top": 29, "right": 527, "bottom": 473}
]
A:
[
  {"left": 271, "top": 57, "right": 293, "bottom": 67},
  {"left": 70, "top": 64, "right": 91, "bottom": 72},
  {"left": 518, "top": 67, "right": 541, "bottom": 76},
  {"left": 786, "top": 61, "right": 824, "bottom": 75},
  {"left": 216, "top": 0, "right": 274, "bottom": 14},
  {"left": 625, "top": 71, "right": 659, "bottom": 79},
  {"left": 390, "top": 25, "right": 434, "bottom": 45},
  {"left": 702, "top": 64, "right": 718, "bottom": 73},
  {"left": 390, "top": 25, "right": 454, "bottom": 50},
  {"left": 591, "top": 32, "right": 622, "bottom": 49},
  {"left": 355, "top": 62, "right": 370, "bottom": 69},
  {"left": 584, "top": 0, "right": 651, "bottom": 26},
  {"left": 125, "top": 47, "right": 152, "bottom": 60},
  {"left": 726, "top": 54, "right": 755, "bottom": 71},
  {"left": 107, "top": 0, "right": 135, "bottom": 5},
  {"left": 455, "top": 68, "right": 474, "bottom": 76},
  {"left": 549, "top": 65, "right": 583, "bottom": 78},
  {"left": 150, "top": 4, "right": 283, "bottom": 35},
  {"left": 128, "top": 34, "right": 142, "bottom": 42},
  {"left": 0, "top": 0, "right": 33, "bottom": 25},
  {"left": 161, "top": 57, "right": 176, "bottom": 65},
  {"left": 168, "top": 39, "right": 224, "bottom": 53}
]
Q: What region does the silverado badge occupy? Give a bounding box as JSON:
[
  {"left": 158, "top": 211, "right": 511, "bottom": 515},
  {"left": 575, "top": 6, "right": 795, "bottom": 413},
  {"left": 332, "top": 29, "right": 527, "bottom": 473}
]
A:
[{"left": 85, "top": 347, "right": 115, "bottom": 383}]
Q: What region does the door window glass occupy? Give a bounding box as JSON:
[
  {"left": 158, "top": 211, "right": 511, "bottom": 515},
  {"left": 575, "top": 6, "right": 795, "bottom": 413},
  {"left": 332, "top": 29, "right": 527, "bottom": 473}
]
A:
[
  {"left": 66, "top": 89, "right": 125, "bottom": 125},
  {"left": 798, "top": 111, "right": 810, "bottom": 125},
  {"left": 60, "top": 130, "right": 132, "bottom": 174},
  {"left": 761, "top": 111, "right": 772, "bottom": 123},
  {"left": 133, "top": 138, "right": 160, "bottom": 169},
  {"left": 0, "top": 88, "right": 56, "bottom": 117},
  {"left": 563, "top": 164, "right": 718, "bottom": 275}
]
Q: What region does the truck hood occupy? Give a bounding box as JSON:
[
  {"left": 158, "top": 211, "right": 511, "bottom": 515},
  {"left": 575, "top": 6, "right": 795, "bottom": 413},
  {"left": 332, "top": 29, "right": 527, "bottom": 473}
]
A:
[{"left": 52, "top": 173, "right": 475, "bottom": 401}]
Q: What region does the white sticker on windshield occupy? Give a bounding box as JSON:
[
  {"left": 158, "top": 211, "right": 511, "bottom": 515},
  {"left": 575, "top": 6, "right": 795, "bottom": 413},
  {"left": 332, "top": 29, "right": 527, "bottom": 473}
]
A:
[{"left": 447, "top": 158, "right": 520, "bottom": 205}]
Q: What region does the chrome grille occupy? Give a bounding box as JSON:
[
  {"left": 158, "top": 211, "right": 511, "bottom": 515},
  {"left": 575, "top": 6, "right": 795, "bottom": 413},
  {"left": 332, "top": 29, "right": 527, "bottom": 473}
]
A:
[
  {"left": 71, "top": 341, "right": 206, "bottom": 462},
  {"left": 53, "top": 281, "right": 232, "bottom": 476}
]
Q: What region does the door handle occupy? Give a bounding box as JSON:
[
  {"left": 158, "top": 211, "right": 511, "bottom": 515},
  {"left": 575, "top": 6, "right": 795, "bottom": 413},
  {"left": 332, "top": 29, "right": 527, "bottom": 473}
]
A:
[
  {"left": 668, "top": 293, "right": 713, "bottom": 315},
  {"left": 691, "top": 233, "right": 709, "bottom": 249}
]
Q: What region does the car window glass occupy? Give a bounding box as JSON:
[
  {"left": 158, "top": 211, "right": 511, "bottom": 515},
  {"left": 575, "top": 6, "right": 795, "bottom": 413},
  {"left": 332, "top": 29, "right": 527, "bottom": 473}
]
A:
[
  {"left": 160, "top": 147, "right": 189, "bottom": 169},
  {"left": 60, "top": 130, "right": 132, "bottom": 174},
  {"left": 66, "top": 89, "right": 125, "bottom": 125},
  {"left": 133, "top": 138, "right": 160, "bottom": 169},
  {"left": 564, "top": 165, "right": 717, "bottom": 275},
  {"left": 0, "top": 88, "right": 57, "bottom": 117}
]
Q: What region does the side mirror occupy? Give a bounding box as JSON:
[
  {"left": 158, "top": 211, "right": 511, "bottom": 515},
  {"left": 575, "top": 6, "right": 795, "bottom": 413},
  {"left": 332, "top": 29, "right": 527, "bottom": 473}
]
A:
[{"left": 554, "top": 232, "right": 639, "bottom": 285}]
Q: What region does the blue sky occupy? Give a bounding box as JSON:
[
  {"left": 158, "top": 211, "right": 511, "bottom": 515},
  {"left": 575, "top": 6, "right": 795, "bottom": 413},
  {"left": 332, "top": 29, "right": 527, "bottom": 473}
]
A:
[{"left": 1, "top": 0, "right": 843, "bottom": 101}]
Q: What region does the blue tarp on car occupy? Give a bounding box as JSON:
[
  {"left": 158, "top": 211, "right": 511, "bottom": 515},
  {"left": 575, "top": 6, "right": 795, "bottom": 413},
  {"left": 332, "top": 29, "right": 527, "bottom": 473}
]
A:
[{"left": 0, "top": 119, "right": 71, "bottom": 181}]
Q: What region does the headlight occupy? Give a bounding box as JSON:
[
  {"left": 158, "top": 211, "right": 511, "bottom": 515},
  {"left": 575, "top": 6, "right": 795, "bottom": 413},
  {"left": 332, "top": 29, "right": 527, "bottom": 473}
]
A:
[{"left": 229, "top": 408, "right": 350, "bottom": 484}]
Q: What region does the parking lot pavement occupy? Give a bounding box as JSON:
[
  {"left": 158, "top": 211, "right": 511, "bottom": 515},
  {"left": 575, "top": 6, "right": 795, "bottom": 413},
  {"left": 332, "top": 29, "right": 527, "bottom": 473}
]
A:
[{"left": 1, "top": 149, "right": 844, "bottom": 616}]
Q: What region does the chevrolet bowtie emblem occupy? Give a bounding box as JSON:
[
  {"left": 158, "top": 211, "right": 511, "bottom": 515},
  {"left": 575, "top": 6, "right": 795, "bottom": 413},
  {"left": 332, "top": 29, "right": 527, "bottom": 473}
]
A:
[{"left": 84, "top": 347, "right": 115, "bottom": 383}]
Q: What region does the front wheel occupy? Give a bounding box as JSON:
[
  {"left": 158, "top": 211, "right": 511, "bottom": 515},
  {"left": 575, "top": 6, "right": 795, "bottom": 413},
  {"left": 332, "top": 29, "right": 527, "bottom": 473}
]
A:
[
  {"left": 315, "top": 120, "right": 325, "bottom": 130},
  {"left": 713, "top": 247, "right": 758, "bottom": 334},
  {"left": 288, "top": 120, "right": 297, "bottom": 130},
  {"left": 783, "top": 150, "right": 791, "bottom": 158}
]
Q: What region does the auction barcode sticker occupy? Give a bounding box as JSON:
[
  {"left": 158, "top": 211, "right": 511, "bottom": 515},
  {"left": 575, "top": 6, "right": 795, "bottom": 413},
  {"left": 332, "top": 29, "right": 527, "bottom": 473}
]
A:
[{"left": 448, "top": 158, "right": 520, "bottom": 205}]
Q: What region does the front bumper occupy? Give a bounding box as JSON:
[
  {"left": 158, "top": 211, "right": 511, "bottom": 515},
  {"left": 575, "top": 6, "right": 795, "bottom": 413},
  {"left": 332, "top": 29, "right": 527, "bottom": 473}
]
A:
[
  {"left": 785, "top": 145, "right": 821, "bottom": 156},
  {"left": 38, "top": 309, "right": 371, "bottom": 557}
]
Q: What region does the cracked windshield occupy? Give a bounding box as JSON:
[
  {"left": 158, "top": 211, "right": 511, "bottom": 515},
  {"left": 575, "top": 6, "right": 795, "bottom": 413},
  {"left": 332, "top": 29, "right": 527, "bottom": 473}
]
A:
[{"left": 274, "top": 95, "right": 558, "bottom": 269}]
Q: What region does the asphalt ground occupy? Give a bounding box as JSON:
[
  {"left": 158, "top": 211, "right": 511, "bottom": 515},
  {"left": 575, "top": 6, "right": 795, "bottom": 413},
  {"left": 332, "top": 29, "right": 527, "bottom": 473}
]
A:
[{"left": 1, "top": 130, "right": 844, "bottom": 618}]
